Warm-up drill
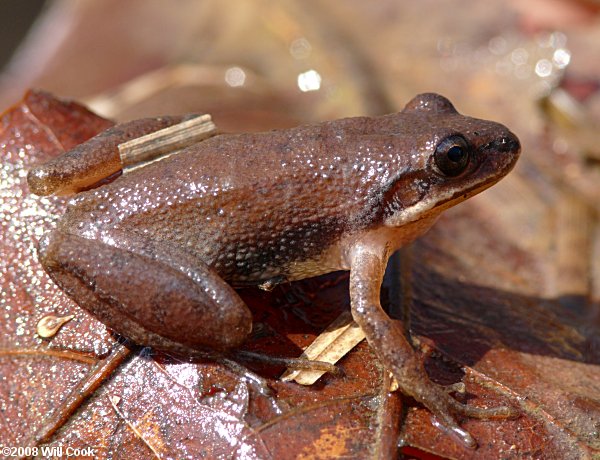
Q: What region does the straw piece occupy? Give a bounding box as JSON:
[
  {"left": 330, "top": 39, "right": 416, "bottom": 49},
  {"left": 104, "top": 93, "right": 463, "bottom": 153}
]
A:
[
  {"left": 119, "top": 114, "right": 217, "bottom": 171},
  {"left": 281, "top": 311, "right": 366, "bottom": 385}
]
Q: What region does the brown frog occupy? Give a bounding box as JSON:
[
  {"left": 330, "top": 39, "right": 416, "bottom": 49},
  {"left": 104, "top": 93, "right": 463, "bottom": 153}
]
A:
[{"left": 28, "top": 93, "right": 521, "bottom": 447}]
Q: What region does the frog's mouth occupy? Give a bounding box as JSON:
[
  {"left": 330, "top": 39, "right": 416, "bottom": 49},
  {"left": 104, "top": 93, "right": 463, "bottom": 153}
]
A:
[
  {"left": 386, "top": 177, "right": 499, "bottom": 227},
  {"left": 432, "top": 177, "right": 501, "bottom": 212}
]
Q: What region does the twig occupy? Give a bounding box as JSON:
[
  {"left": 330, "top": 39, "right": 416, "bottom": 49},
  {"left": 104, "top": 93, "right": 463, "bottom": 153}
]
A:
[
  {"left": 0, "top": 348, "right": 97, "bottom": 365},
  {"left": 119, "top": 114, "right": 217, "bottom": 171},
  {"left": 27, "top": 341, "right": 132, "bottom": 446}
]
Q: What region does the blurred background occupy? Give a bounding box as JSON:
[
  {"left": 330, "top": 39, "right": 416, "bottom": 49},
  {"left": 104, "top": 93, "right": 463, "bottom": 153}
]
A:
[{"left": 0, "top": 1, "right": 598, "bottom": 129}]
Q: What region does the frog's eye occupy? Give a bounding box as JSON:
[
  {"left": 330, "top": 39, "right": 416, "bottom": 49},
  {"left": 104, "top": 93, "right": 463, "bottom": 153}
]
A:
[{"left": 434, "top": 135, "right": 471, "bottom": 177}]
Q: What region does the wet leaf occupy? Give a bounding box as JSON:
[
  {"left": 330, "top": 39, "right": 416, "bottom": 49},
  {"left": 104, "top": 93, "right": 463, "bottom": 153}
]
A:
[
  {"left": 4, "top": 88, "right": 599, "bottom": 459},
  {"left": 0, "top": 91, "right": 398, "bottom": 459}
]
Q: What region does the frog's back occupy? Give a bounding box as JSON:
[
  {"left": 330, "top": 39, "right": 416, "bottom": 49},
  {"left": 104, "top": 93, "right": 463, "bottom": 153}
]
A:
[
  {"left": 62, "top": 113, "right": 426, "bottom": 283},
  {"left": 57, "top": 92, "right": 521, "bottom": 284}
]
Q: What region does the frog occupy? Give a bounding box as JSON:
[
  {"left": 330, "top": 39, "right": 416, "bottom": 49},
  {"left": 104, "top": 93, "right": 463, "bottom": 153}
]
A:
[{"left": 28, "top": 93, "right": 521, "bottom": 447}]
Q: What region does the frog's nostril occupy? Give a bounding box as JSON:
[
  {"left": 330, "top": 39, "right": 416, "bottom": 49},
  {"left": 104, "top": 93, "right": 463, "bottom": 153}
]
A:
[
  {"left": 505, "top": 136, "right": 520, "bottom": 154},
  {"left": 488, "top": 135, "right": 520, "bottom": 154}
]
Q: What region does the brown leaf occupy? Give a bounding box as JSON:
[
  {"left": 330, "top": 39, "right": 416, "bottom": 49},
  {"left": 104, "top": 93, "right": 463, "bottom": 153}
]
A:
[
  {"left": 0, "top": 91, "right": 399, "bottom": 459},
  {"left": 0, "top": 90, "right": 115, "bottom": 448},
  {"left": 3, "top": 83, "right": 600, "bottom": 457}
]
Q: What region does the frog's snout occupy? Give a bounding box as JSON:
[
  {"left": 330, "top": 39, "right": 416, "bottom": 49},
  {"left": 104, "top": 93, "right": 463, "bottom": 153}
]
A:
[
  {"left": 492, "top": 132, "right": 521, "bottom": 155},
  {"left": 480, "top": 129, "right": 521, "bottom": 169},
  {"left": 475, "top": 128, "right": 521, "bottom": 179}
]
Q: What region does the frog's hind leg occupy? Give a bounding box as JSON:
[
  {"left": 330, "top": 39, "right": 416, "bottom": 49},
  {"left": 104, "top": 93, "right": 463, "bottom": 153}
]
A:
[
  {"left": 38, "top": 230, "right": 253, "bottom": 353},
  {"left": 27, "top": 116, "right": 192, "bottom": 196}
]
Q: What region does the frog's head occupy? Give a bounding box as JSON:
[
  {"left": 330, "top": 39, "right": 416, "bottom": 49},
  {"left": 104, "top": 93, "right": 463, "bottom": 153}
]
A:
[{"left": 383, "top": 93, "right": 521, "bottom": 227}]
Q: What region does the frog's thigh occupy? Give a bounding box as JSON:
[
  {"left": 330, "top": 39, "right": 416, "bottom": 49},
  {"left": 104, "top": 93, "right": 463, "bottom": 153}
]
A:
[{"left": 39, "top": 231, "right": 252, "bottom": 352}]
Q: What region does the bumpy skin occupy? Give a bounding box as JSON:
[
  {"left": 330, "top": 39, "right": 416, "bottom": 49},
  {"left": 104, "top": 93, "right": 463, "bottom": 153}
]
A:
[{"left": 32, "top": 93, "right": 520, "bottom": 447}]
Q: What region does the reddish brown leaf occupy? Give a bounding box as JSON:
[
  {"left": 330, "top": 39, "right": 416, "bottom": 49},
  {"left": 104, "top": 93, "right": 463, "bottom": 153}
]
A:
[
  {"left": 0, "top": 91, "right": 115, "bottom": 449},
  {"left": 2, "top": 88, "right": 599, "bottom": 459},
  {"left": 0, "top": 92, "right": 396, "bottom": 459}
]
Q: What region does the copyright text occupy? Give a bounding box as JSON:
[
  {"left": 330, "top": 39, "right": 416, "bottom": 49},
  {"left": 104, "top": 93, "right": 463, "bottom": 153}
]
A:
[{"left": 1, "top": 445, "right": 97, "bottom": 457}]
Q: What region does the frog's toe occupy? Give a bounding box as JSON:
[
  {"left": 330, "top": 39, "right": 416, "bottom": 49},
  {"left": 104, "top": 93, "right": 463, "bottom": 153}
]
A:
[
  {"left": 442, "top": 381, "right": 466, "bottom": 395},
  {"left": 433, "top": 395, "right": 519, "bottom": 447},
  {"left": 432, "top": 411, "right": 477, "bottom": 448},
  {"left": 448, "top": 397, "right": 519, "bottom": 420},
  {"left": 218, "top": 355, "right": 274, "bottom": 397},
  {"left": 425, "top": 395, "right": 477, "bottom": 448},
  {"left": 234, "top": 350, "right": 342, "bottom": 376},
  {"left": 415, "top": 381, "right": 518, "bottom": 448}
]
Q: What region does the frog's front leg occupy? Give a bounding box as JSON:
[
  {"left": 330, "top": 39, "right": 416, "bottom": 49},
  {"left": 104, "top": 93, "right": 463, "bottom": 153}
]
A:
[
  {"left": 349, "top": 248, "right": 515, "bottom": 448},
  {"left": 39, "top": 230, "right": 252, "bottom": 352}
]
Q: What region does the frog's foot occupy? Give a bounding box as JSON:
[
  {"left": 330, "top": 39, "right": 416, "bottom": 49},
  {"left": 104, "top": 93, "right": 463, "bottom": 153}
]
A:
[
  {"left": 213, "top": 354, "right": 274, "bottom": 397},
  {"left": 233, "top": 350, "right": 342, "bottom": 375},
  {"left": 407, "top": 378, "right": 518, "bottom": 448},
  {"left": 194, "top": 350, "right": 340, "bottom": 398},
  {"left": 386, "top": 347, "right": 518, "bottom": 448}
]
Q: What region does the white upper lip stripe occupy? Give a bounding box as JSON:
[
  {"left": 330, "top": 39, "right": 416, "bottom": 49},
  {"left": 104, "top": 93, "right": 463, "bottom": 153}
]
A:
[{"left": 384, "top": 140, "right": 519, "bottom": 227}]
